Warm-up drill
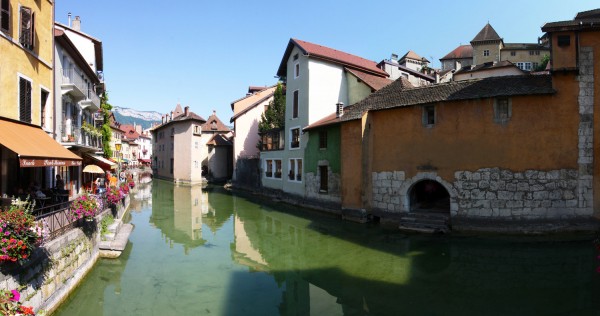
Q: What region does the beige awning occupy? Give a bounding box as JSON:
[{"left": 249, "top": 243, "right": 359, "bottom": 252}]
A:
[{"left": 0, "top": 118, "right": 82, "bottom": 168}]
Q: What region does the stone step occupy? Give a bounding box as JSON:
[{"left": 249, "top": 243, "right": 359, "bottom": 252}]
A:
[{"left": 399, "top": 212, "right": 451, "bottom": 234}]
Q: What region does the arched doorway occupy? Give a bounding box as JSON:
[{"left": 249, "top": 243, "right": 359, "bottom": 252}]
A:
[{"left": 409, "top": 180, "right": 450, "bottom": 213}]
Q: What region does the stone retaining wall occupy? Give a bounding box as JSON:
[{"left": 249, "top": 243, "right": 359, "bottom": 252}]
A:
[
  {"left": 0, "top": 196, "right": 131, "bottom": 314},
  {"left": 372, "top": 168, "right": 593, "bottom": 220},
  {"left": 305, "top": 169, "right": 341, "bottom": 203}
]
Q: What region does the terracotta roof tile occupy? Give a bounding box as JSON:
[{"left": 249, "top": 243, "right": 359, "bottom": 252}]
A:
[
  {"left": 440, "top": 45, "right": 473, "bottom": 60},
  {"left": 303, "top": 112, "right": 340, "bottom": 131},
  {"left": 231, "top": 85, "right": 277, "bottom": 116},
  {"left": 207, "top": 133, "right": 232, "bottom": 146},
  {"left": 345, "top": 68, "right": 393, "bottom": 91},
  {"left": 400, "top": 50, "right": 429, "bottom": 63},
  {"left": 277, "top": 38, "right": 388, "bottom": 77},
  {"left": 342, "top": 75, "right": 555, "bottom": 121},
  {"left": 202, "top": 111, "right": 231, "bottom": 132}
]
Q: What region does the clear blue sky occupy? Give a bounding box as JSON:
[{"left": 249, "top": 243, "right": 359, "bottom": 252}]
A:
[{"left": 55, "top": 1, "right": 598, "bottom": 121}]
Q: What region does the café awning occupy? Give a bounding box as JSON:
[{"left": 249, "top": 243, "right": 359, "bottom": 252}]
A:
[
  {"left": 86, "top": 154, "right": 117, "bottom": 170},
  {"left": 0, "top": 118, "right": 82, "bottom": 168}
]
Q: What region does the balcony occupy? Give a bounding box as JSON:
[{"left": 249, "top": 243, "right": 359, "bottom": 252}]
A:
[
  {"left": 61, "top": 68, "right": 87, "bottom": 101},
  {"left": 80, "top": 89, "right": 101, "bottom": 111},
  {"left": 59, "top": 122, "right": 103, "bottom": 150}
]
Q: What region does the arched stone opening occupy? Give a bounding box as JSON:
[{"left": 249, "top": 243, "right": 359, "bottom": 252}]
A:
[{"left": 409, "top": 179, "right": 451, "bottom": 213}]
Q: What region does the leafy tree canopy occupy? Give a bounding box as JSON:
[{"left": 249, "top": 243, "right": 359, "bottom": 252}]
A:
[{"left": 258, "top": 82, "right": 286, "bottom": 132}]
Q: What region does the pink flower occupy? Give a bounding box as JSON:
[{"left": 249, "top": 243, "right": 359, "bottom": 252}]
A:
[{"left": 10, "top": 289, "right": 20, "bottom": 301}]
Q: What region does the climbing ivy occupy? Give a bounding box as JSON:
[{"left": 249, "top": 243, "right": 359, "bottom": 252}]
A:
[{"left": 100, "top": 92, "right": 113, "bottom": 158}]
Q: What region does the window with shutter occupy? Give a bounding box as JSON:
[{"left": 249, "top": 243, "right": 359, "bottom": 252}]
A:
[
  {"left": 0, "top": 0, "right": 9, "bottom": 33},
  {"left": 19, "top": 77, "right": 32, "bottom": 123},
  {"left": 19, "top": 7, "right": 33, "bottom": 50},
  {"left": 293, "top": 90, "right": 299, "bottom": 118},
  {"left": 40, "top": 89, "right": 49, "bottom": 128}
]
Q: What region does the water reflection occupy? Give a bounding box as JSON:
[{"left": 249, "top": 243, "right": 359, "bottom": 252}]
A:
[{"left": 54, "top": 182, "right": 600, "bottom": 316}]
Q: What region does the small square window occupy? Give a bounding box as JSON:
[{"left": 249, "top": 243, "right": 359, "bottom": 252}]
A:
[
  {"left": 494, "top": 98, "right": 512, "bottom": 123},
  {"left": 483, "top": 50, "right": 490, "bottom": 57},
  {"left": 510, "top": 51, "right": 516, "bottom": 56},
  {"left": 293, "top": 53, "right": 299, "bottom": 61},
  {"left": 557, "top": 35, "right": 570, "bottom": 47},
  {"left": 422, "top": 105, "right": 435, "bottom": 126}
]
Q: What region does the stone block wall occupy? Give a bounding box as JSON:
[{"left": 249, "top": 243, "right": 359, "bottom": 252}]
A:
[
  {"left": 371, "top": 168, "right": 593, "bottom": 220},
  {"left": 0, "top": 228, "right": 98, "bottom": 314},
  {"left": 305, "top": 168, "right": 341, "bottom": 203},
  {"left": 454, "top": 168, "right": 592, "bottom": 219}
]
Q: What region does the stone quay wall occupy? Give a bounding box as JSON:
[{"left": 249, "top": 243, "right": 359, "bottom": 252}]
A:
[
  {"left": 371, "top": 168, "right": 593, "bottom": 220},
  {"left": 0, "top": 196, "right": 131, "bottom": 314}
]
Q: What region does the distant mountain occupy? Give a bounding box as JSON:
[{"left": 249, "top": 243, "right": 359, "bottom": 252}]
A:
[{"left": 113, "top": 106, "right": 162, "bottom": 130}]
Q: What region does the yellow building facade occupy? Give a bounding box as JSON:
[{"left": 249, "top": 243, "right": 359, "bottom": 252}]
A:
[{"left": 0, "top": 0, "right": 53, "bottom": 127}]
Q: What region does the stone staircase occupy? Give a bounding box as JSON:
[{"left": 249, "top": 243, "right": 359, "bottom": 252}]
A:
[
  {"left": 99, "top": 219, "right": 133, "bottom": 258},
  {"left": 398, "top": 211, "right": 451, "bottom": 234}
]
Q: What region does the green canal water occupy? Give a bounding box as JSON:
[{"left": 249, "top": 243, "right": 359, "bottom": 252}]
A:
[{"left": 54, "top": 180, "right": 600, "bottom": 316}]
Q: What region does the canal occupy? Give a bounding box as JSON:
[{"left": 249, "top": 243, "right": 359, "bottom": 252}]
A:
[{"left": 54, "top": 179, "right": 600, "bottom": 315}]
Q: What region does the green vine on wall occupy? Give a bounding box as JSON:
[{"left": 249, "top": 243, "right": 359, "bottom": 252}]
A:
[{"left": 100, "top": 92, "right": 113, "bottom": 158}]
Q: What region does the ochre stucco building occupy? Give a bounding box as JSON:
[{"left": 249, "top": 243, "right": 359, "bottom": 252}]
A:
[{"left": 339, "top": 9, "right": 600, "bottom": 230}]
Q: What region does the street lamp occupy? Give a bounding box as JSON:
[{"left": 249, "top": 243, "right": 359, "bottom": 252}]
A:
[{"left": 115, "top": 142, "right": 122, "bottom": 184}]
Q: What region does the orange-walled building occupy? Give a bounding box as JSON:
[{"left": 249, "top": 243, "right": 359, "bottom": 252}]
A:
[{"left": 339, "top": 9, "right": 600, "bottom": 230}]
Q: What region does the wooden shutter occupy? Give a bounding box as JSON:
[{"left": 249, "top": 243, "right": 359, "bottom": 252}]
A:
[
  {"left": 19, "top": 7, "right": 32, "bottom": 49},
  {"left": 0, "top": 0, "right": 9, "bottom": 32},
  {"left": 19, "top": 77, "right": 32, "bottom": 123}
]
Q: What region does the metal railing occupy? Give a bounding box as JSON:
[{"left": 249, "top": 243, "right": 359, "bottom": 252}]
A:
[
  {"left": 34, "top": 200, "right": 75, "bottom": 241},
  {"left": 62, "top": 68, "right": 88, "bottom": 94}
]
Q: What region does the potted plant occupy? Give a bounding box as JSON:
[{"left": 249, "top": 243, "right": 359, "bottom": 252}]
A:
[
  {"left": 69, "top": 192, "right": 99, "bottom": 221},
  {"left": 0, "top": 202, "right": 45, "bottom": 264}
]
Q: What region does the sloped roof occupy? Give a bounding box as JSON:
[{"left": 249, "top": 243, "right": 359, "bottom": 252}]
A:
[
  {"left": 471, "top": 23, "right": 502, "bottom": 43},
  {"left": 207, "top": 133, "right": 233, "bottom": 147},
  {"left": 54, "top": 29, "right": 100, "bottom": 84},
  {"left": 202, "top": 111, "right": 231, "bottom": 132},
  {"left": 55, "top": 22, "right": 103, "bottom": 71},
  {"left": 173, "top": 104, "right": 184, "bottom": 117},
  {"left": 152, "top": 110, "right": 206, "bottom": 132},
  {"left": 231, "top": 85, "right": 277, "bottom": 114},
  {"left": 400, "top": 50, "right": 429, "bottom": 63},
  {"left": 575, "top": 8, "right": 600, "bottom": 20},
  {"left": 120, "top": 124, "right": 141, "bottom": 140},
  {"left": 503, "top": 43, "right": 548, "bottom": 50},
  {"left": 377, "top": 60, "right": 436, "bottom": 82},
  {"left": 542, "top": 9, "right": 600, "bottom": 32},
  {"left": 277, "top": 38, "right": 388, "bottom": 78},
  {"left": 345, "top": 68, "right": 393, "bottom": 91},
  {"left": 342, "top": 75, "right": 555, "bottom": 121},
  {"left": 303, "top": 112, "right": 340, "bottom": 131},
  {"left": 440, "top": 45, "right": 473, "bottom": 60},
  {"left": 454, "top": 60, "right": 523, "bottom": 75}
]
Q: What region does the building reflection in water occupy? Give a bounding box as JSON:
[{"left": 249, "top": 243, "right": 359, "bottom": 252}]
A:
[
  {"left": 151, "top": 180, "right": 208, "bottom": 254},
  {"left": 231, "top": 198, "right": 598, "bottom": 316}
]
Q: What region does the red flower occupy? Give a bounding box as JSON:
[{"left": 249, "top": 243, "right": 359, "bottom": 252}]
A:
[{"left": 19, "top": 305, "right": 35, "bottom": 315}]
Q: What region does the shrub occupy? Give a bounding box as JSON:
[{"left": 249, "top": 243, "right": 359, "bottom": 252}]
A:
[
  {"left": 0, "top": 203, "right": 45, "bottom": 264},
  {"left": 69, "top": 193, "right": 99, "bottom": 221}
]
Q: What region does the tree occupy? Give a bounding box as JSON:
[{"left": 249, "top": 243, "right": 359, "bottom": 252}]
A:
[
  {"left": 100, "top": 92, "right": 113, "bottom": 158},
  {"left": 258, "top": 82, "right": 286, "bottom": 132},
  {"left": 535, "top": 54, "right": 550, "bottom": 72}
]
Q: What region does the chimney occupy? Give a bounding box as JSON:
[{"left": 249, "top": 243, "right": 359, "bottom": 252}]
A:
[
  {"left": 336, "top": 102, "right": 344, "bottom": 118},
  {"left": 455, "top": 60, "right": 462, "bottom": 70},
  {"left": 391, "top": 53, "right": 399, "bottom": 63},
  {"left": 68, "top": 13, "right": 72, "bottom": 27},
  {"left": 213, "top": 110, "right": 216, "bottom": 116},
  {"left": 162, "top": 115, "right": 164, "bottom": 124},
  {"left": 72, "top": 16, "right": 81, "bottom": 31},
  {"left": 435, "top": 72, "right": 440, "bottom": 84},
  {"left": 170, "top": 111, "right": 173, "bottom": 121},
  {"left": 184, "top": 106, "right": 189, "bottom": 116}
]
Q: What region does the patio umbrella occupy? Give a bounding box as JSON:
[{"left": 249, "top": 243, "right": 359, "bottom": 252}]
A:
[{"left": 83, "top": 164, "right": 105, "bottom": 193}]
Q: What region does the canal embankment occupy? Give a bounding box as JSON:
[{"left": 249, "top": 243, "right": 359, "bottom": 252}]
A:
[
  {"left": 230, "top": 183, "right": 600, "bottom": 237},
  {"left": 0, "top": 195, "right": 131, "bottom": 315}
]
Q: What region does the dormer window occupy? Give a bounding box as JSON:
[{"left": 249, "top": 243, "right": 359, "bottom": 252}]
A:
[{"left": 211, "top": 121, "right": 217, "bottom": 130}]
